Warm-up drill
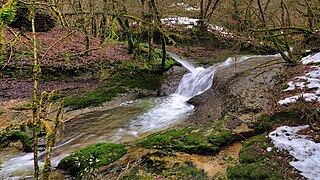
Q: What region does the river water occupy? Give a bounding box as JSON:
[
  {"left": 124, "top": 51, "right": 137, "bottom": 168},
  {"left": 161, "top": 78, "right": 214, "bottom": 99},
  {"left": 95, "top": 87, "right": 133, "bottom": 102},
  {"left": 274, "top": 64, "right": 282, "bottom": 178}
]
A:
[{"left": 0, "top": 53, "right": 260, "bottom": 179}]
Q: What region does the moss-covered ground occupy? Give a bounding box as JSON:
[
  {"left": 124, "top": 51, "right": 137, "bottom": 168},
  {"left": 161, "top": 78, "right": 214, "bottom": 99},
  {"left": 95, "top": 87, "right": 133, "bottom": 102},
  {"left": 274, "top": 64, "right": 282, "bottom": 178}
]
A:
[
  {"left": 64, "top": 86, "right": 128, "bottom": 110},
  {"left": 138, "top": 125, "right": 240, "bottom": 156},
  {"left": 58, "top": 143, "right": 127, "bottom": 178},
  {"left": 0, "top": 130, "right": 33, "bottom": 152},
  {"left": 119, "top": 152, "right": 208, "bottom": 180},
  {"left": 227, "top": 133, "right": 303, "bottom": 180}
]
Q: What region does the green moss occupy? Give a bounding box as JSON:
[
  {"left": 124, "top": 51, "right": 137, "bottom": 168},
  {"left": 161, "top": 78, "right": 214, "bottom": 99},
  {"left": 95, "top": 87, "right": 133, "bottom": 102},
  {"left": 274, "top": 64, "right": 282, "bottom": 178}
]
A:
[
  {"left": 249, "top": 111, "right": 307, "bottom": 132},
  {"left": 238, "top": 133, "right": 271, "bottom": 164},
  {"left": 120, "top": 154, "right": 208, "bottom": 180},
  {"left": 120, "top": 168, "right": 144, "bottom": 180},
  {"left": 138, "top": 128, "right": 218, "bottom": 155},
  {"left": 227, "top": 163, "right": 281, "bottom": 180},
  {"left": 138, "top": 128, "right": 238, "bottom": 155},
  {"left": 58, "top": 143, "right": 127, "bottom": 178},
  {"left": 227, "top": 133, "right": 287, "bottom": 179},
  {"left": 164, "top": 161, "right": 208, "bottom": 179},
  {"left": 0, "top": 130, "right": 33, "bottom": 152},
  {"left": 64, "top": 86, "right": 127, "bottom": 110},
  {"left": 208, "top": 130, "right": 233, "bottom": 147}
]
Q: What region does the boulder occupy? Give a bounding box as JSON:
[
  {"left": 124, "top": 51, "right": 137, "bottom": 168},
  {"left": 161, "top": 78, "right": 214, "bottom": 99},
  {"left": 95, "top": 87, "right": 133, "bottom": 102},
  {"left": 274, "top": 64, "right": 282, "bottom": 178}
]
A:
[
  {"left": 158, "top": 65, "right": 187, "bottom": 96},
  {"left": 10, "top": 2, "right": 56, "bottom": 32}
]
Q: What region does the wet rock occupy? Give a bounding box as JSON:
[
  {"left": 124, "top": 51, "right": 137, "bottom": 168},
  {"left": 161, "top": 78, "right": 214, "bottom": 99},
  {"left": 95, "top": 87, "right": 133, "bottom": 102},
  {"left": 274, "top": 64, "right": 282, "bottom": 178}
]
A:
[
  {"left": 189, "top": 56, "right": 285, "bottom": 123},
  {"left": 159, "top": 65, "right": 187, "bottom": 96}
]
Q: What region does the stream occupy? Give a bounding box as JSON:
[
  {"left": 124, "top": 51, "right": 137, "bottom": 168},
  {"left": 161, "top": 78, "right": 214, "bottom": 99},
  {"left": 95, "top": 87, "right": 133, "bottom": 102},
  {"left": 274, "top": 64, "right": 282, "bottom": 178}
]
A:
[{"left": 0, "top": 53, "right": 260, "bottom": 179}]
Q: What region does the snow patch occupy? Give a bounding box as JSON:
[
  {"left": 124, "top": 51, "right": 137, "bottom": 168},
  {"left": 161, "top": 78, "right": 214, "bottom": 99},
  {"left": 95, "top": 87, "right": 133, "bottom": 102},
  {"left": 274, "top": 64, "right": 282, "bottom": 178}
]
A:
[
  {"left": 269, "top": 125, "right": 320, "bottom": 179},
  {"left": 161, "top": 17, "right": 198, "bottom": 26},
  {"left": 301, "top": 52, "right": 320, "bottom": 64},
  {"left": 278, "top": 93, "right": 320, "bottom": 105},
  {"left": 279, "top": 64, "right": 320, "bottom": 104},
  {"left": 160, "top": 16, "right": 233, "bottom": 37},
  {"left": 170, "top": 3, "right": 199, "bottom": 11}
]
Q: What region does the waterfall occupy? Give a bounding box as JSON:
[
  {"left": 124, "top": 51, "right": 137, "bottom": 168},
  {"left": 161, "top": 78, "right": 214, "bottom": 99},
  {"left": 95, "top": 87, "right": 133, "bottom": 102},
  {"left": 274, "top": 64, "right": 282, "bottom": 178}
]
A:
[{"left": 121, "top": 53, "right": 244, "bottom": 136}]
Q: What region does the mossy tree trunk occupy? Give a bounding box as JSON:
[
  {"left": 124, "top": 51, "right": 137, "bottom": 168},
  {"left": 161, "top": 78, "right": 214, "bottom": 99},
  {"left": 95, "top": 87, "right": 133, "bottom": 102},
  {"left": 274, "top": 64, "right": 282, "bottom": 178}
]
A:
[
  {"left": 147, "top": 0, "right": 154, "bottom": 64},
  {"left": 41, "top": 100, "right": 64, "bottom": 180},
  {"left": 30, "top": 0, "right": 40, "bottom": 179}
]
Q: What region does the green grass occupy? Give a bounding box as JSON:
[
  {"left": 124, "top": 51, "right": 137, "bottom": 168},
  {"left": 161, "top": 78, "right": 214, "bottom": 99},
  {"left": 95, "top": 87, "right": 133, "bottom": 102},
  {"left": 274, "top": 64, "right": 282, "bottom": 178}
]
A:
[
  {"left": 58, "top": 143, "right": 127, "bottom": 178},
  {"left": 64, "top": 86, "right": 127, "bottom": 110}
]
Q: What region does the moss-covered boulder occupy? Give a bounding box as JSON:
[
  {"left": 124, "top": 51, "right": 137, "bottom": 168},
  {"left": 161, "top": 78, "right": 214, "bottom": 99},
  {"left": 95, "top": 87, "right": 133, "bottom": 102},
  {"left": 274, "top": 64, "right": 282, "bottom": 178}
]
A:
[
  {"left": 9, "top": 2, "right": 56, "bottom": 32},
  {"left": 58, "top": 143, "right": 127, "bottom": 178},
  {"left": 0, "top": 130, "right": 33, "bottom": 152},
  {"left": 138, "top": 127, "right": 240, "bottom": 155}
]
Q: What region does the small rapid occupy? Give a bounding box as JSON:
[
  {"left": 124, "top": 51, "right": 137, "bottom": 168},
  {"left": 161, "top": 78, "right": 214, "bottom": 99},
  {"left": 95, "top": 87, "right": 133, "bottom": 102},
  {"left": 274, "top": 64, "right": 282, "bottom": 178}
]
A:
[{"left": 0, "top": 53, "right": 252, "bottom": 179}]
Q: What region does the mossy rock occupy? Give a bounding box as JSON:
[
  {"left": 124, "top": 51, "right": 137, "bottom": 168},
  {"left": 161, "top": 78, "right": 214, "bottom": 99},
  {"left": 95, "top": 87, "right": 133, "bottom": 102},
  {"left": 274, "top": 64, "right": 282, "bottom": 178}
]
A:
[
  {"left": 9, "top": 2, "right": 56, "bottom": 32},
  {"left": 64, "top": 86, "right": 127, "bottom": 110},
  {"left": 138, "top": 128, "right": 217, "bottom": 155},
  {"left": 0, "top": 130, "right": 33, "bottom": 152},
  {"left": 208, "top": 130, "right": 234, "bottom": 147},
  {"left": 58, "top": 143, "right": 127, "bottom": 178},
  {"left": 138, "top": 127, "right": 239, "bottom": 155}
]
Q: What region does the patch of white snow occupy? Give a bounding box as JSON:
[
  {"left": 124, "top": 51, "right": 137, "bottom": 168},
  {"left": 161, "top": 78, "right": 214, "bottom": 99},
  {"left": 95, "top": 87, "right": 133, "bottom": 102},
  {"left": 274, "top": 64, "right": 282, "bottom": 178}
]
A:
[
  {"left": 277, "top": 93, "right": 320, "bottom": 105},
  {"left": 269, "top": 125, "right": 320, "bottom": 179},
  {"left": 161, "top": 17, "right": 199, "bottom": 26},
  {"left": 301, "top": 52, "right": 320, "bottom": 64},
  {"left": 170, "top": 3, "right": 199, "bottom": 11}
]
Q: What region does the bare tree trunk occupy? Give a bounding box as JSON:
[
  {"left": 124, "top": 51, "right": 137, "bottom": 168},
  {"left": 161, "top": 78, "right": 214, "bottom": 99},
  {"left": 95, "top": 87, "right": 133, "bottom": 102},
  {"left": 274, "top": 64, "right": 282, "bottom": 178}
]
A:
[
  {"left": 77, "top": 1, "right": 90, "bottom": 55},
  {"left": 257, "top": 0, "right": 266, "bottom": 28},
  {"left": 89, "top": 1, "right": 97, "bottom": 36},
  {"left": 232, "top": 0, "right": 241, "bottom": 32},
  {"left": 304, "top": 0, "right": 314, "bottom": 31}
]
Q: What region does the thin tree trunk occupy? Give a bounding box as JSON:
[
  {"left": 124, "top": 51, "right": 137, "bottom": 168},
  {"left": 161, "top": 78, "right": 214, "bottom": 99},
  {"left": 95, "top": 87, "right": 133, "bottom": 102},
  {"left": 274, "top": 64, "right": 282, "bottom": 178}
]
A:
[
  {"left": 150, "top": 0, "right": 166, "bottom": 70},
  {"left": 31, "top": 0, "right": 40, "bottom": 179},
  {"left": 41, "top": 101, "right": 63, "bottom": 180},
  {"left": 257, "top": 0, "right": 266, "bottom": 28},
  {"left": 147, "top": 0, "right": 154, "bottom": 63}
]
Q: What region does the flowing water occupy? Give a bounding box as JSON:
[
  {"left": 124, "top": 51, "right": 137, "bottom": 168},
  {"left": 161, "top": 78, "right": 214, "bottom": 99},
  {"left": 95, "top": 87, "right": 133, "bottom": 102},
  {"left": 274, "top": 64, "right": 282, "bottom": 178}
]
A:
[{"left": 0, "top": 53, "right": 254, "bottom": 179}]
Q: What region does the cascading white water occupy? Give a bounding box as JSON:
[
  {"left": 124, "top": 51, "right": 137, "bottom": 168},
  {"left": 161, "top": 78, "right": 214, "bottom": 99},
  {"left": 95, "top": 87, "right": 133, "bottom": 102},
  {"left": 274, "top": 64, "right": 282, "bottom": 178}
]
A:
[
  {"left": 0, "top": 52, "right": 258, "bottom": 179},
  {"left": 115, "top": 53, "right": 249, "bottom": 137}
]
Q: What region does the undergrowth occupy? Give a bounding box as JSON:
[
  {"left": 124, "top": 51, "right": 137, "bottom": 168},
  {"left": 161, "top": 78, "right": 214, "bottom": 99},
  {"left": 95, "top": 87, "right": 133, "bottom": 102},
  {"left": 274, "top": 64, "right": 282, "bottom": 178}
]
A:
[{"left": 0, "top": 130, "right": 33, "bottom": 152}]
